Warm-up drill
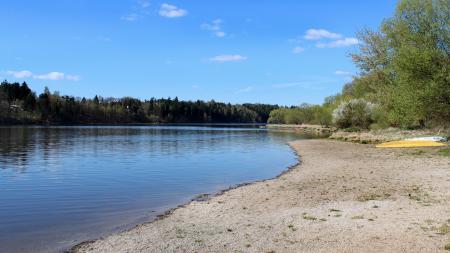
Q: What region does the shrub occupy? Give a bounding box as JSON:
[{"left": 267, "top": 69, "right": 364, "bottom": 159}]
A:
[{"left": 332, "top": 99, "right": 376, "bottom": 129}]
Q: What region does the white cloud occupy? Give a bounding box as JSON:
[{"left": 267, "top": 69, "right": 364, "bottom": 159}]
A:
[
  {"left": 334, "top": 70, "right": 352, "bottom": 76},
  {"left": 6, "top": 70, "right": 33, "bottom": 78},
  {"left": 4, "top": 70, "right": 79, "bottom": 81},
  {"left": 201, "top": 19, "right": 221, "bottom": 31},
  {"left": 304, "top": 29, "right": 342, "bottom": 40},
  {"left": 201, "top": 19, "right": 226, "bottom": 38},
  {"left": 209, "top": 54, "right": 248, "bottom": 63},
  {"left": 34, "top": 72, "right": 65, "bottom": 80},
  {"left": 159, "top": 3, "right": 187, "bottom": 18},
  {"left": 292, "top": 46, "right": 305, "bottom": 54},
  {"left": 236, "top": 86, "right": 253, "bottom": 93},
  {"left": 316, "top": 38, "right": 359, "bottom": 48},
  {"left": 191, "top": 85, "right": 200, "bottom": 89}
]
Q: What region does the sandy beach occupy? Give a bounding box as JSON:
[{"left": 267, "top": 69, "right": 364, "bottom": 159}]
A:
[{"left": 73, "top": 139, "right": 450, "bottom": 253}]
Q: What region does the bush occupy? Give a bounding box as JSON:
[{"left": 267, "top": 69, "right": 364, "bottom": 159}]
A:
[
  {"left": 267, "top": 105, "right": 332, "bottom": 126},
  {"left": 332, "top": 99, "right": 376, "bottom": 129},
  {"left": 267, "top": 109, "right": 287, "bottom": 124}
]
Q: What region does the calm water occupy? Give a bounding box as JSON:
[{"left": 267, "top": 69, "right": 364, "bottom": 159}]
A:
[{"left": 0, "top": 126, "right": 303, "bottom": 253}]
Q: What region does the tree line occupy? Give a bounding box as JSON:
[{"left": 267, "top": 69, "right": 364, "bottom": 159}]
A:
[
  {"left": 0, "top": 81, "right": 278, "bottom": 124},
  {"left": 269, "top": 0, "right": 449, "bottom": 130}
]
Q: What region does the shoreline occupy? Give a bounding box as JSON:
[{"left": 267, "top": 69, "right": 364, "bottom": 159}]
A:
[
  {"left": 70, "top": 144, "right": 302, "bottom": 252},
  {"left": 73, "top": 140, "right": 450, "bottom": 253}
]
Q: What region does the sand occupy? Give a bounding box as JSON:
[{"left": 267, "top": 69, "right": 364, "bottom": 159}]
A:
[{"left": 73, "top": 140, "right": 450, "bottom": 253}]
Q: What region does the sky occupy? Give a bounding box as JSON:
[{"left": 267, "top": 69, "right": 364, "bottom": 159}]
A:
[{"left": 0, "top": 0, "right": 397, "bottom": 106}]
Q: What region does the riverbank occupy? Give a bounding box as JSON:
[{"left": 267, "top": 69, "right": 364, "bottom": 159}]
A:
[
  {"left": 265, "top": 124, "right": 335, "bottom": 136},
  {"left": 330, "top": 128, "right": 449, "bottom": 144},
  {"left": 73, "top": 139, "right": 450, "bottom": 253}
]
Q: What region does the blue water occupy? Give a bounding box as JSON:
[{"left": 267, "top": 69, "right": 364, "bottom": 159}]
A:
[{"left": 0, "top": 126, "right": 303, "bottom": 253}]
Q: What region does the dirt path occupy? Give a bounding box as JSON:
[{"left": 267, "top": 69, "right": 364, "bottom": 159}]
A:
[{"left": 73, "top": 140, "right": 450, "bottom": 253}]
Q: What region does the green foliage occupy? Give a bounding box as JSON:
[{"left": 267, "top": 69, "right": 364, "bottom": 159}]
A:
[
  {"left": 267, "top": 104, "right": 332, "bottom": 126},
  {"left": 439, "top": 148, "right": 450, "bottom": 157},
  {"left": 348, "top": 0, "right": 450, "bottom": 129}
]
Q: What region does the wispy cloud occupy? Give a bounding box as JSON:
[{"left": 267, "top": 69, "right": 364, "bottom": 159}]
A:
[
  {"left": 304, "top": 29, "right": 342, "bottom": 40},
  {"left": 34, "top": 72, "right": 65, "bottom": 80},
  {"left": 334, "top": 70, "right": 353, "bottom": 82},
  {"left": 6, "top": 70, "right": 33, "bottom": 78},
  {"left": 236, "top": 86, "right": 253, "bottom": 93},
  {"left": 292, "top": 46, "right": 305, "bottom": 54},
  {"left": 201, "top": 19, "right": 226, "bottom": 38},
  {"left": 291, "top": 29, "right": 357, "bottom": 50},
  {"left": 4, "top": 70, "right": 80, "bottom": 81},
  {"left": 334, "top": 70, "right": 352, "bottom": 76},
  {"left": 316, "top": 38, "right": 359, "bottom": 48},
  {"left": 121, "top": 0, "right": 150, "bottom": 22},
  {"left": 192, "top": 84, "right": 200, "bottom": 89},
  {"left": 159, "top": 3, "right": 187, "bottom": 18},
  {"left": 209, "top": 54, "right": 248, "bottom": 63}
]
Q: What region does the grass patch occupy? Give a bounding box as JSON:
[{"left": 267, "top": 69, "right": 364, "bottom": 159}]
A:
[
  {"left": 411, "top": 149, "right": 425, "bottom": 155},
  {"left": 329, "top": 208, "right": 341, "bottom": 212},
  {"left": 438, "top": 224, "right": 450, "bottom": 235},
  {"left": 351, "top": 215, "right": 364, "bottom": 219},
  {"left": 439, "top": 148, "right": 450, "bottom": 157},
  {"left": 302, "top": 214, "right": 318, "bottom": 221},
  {"left": 358, "top": 193, "right": 382, "bottom": 202},
  {"left": 288, "top": 224, "right": 297, "bottom": 231},
  {"left": 425, "top": 219, "right": 435, "bottom": 224},
  {"left": 445, "top": 242, "right": 450, "bottom": 251}
]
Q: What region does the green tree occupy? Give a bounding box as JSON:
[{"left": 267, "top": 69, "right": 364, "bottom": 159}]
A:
[{"left": 350, "top": 0, "right": 449, "bottom": 128}]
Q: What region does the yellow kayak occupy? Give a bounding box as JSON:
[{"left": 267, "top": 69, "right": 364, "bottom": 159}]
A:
[{"left": 376, "top": 140, "right": 446, "bottom": 148}]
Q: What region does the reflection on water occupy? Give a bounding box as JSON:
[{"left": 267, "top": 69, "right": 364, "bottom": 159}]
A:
[{"left": 0, "top": 126, "right": 303, "bottom": 253}]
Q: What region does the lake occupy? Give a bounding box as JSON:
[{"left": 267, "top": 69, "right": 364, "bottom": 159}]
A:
[{"left": 0, "top": 125, "right": 304, "bottom": 253}]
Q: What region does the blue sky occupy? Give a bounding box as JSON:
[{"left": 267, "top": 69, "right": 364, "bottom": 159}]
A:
[{"left": 0, "top": 0, "right": 397, "bottom": 105}]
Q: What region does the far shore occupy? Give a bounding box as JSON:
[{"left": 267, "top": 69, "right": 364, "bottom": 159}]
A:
[{"left": 73, "top": 139, "right": 450, "bottom": 253}]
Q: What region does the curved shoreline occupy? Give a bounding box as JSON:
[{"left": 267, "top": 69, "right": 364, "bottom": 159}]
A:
[
  {"left": 70, "top": 142, "right": 301, "bottom": 252},
  {"left": 73, "top": 140, "right": 450, "bottom": 253}
]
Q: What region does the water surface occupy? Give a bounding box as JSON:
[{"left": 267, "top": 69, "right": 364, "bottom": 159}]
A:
[{"left": 0, "top": 126, "right": 303, "bottom": 253}]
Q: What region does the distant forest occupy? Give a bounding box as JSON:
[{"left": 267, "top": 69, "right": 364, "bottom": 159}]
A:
[{"left": 0, "top": 81, "right": 279, "bottom": 124}]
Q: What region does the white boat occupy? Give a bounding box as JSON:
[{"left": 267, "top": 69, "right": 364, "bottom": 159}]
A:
[{"left": 405, "top": 136, "right": 447, "bottom": 142}]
